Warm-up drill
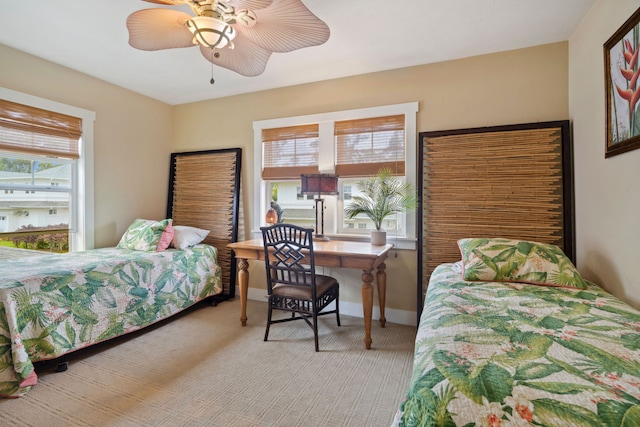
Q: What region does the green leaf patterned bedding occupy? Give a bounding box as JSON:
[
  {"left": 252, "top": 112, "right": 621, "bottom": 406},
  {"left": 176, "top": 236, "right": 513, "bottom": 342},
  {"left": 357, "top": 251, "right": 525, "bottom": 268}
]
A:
[
  {"left": 393, "top": 262, "right": 640, "bottom": 427},
  {"left": 0, "top": 245, "right": 222, "bottom": 398}
]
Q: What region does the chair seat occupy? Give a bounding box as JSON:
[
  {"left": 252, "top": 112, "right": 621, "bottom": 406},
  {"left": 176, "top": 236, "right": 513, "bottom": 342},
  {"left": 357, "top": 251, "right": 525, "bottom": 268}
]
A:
[{"left": 272, "top": 275, "right": 338, "bottom": 300}]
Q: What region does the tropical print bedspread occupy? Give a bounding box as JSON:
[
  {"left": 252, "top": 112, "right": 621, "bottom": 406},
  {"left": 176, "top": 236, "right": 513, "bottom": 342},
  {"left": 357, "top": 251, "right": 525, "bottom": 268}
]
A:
[
  {"left": 0, "top": 245, "right": 221, "bottom": 398},
  {"left": 393, "top": 262, "right": 640, "bottom": 427}
]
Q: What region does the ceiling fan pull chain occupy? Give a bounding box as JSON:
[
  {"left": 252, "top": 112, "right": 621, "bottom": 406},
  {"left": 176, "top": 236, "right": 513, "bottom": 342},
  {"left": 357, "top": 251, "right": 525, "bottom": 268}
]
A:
[{"left": 210, "top": 49, "right": 215, "bottom": 85}]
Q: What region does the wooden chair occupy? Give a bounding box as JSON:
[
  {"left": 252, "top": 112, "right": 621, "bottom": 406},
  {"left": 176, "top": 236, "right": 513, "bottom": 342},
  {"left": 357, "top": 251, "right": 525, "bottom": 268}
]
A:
[{"left": 260, "top": 224, "right": 340, "bottom": 351}]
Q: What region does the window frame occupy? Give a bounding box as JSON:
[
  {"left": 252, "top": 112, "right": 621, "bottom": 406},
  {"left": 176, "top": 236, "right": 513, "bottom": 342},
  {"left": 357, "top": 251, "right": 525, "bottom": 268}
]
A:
[
  {"left": 253, "top": 102, "right": 418, "bottom": 249},
  {"left": 0, "top": 87, "right": 96, "bottom": 251}
]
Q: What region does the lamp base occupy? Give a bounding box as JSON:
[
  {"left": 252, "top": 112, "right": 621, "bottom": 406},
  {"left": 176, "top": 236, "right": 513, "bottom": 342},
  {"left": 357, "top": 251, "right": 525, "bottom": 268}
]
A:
[{"left": 314, "top": 234, "right": 330, "bottom": 242}]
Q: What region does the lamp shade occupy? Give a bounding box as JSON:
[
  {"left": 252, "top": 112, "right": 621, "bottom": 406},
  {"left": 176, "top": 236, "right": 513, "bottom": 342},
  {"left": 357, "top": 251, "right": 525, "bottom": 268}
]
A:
[
  {"left": 300, "top": 174, "right": 339, "bottom": 195},
  {"left": 186, "top": 16, "right": 236, "bottom": 49},
  {"left": 265, "top": 208, "right": 278, "bottom": 225}
]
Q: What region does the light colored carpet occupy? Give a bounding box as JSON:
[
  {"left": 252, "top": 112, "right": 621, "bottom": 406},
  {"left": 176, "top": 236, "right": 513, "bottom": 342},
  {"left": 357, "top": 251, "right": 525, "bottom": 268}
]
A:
[{"left": 0, "top": 298, "right": 416, "bottom": 427}]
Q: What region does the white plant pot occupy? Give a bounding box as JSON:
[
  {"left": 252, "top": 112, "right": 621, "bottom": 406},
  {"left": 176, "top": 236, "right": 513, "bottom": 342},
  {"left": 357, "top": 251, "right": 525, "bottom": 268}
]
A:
[{"left": 371, "top": 230, "right": 387, "bottom": 246}]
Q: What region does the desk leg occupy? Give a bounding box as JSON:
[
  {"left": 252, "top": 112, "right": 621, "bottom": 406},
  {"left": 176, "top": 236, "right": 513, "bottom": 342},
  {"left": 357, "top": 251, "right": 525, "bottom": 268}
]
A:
[
  {"left": 238, "top": 258, "right": 249, "bottom": 326},
  {"left": 361, "top": 269, "right": 374, "bottom": 349},
  {"left": 377, "top": 262, "right": 387, "bottom": 328}
]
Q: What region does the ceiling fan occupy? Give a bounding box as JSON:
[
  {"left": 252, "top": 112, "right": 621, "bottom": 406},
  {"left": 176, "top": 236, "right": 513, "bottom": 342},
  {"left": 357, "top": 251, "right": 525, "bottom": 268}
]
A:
[{"left": 126, "top": 0, "right": 330, "bottom": 83}]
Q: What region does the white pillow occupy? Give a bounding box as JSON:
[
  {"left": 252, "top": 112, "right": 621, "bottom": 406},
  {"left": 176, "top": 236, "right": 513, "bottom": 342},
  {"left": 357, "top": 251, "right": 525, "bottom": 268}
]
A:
[{"left": 171, "top": 225, "right": 210, "bottom": 249}]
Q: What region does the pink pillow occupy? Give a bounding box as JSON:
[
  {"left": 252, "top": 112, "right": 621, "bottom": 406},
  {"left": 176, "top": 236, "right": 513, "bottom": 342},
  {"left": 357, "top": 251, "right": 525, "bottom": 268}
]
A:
[{"left": 157, "top": 222, "right": 174, "bottom": 252}]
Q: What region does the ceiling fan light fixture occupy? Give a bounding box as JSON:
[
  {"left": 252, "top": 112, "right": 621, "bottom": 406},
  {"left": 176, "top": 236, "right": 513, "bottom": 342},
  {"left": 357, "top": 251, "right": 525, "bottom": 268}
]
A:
[
  {"left": 186, "top": 16, "right": 236, "bottom": 49},
  {"left": 126, "top": 0, "right": 330, "bottom": 79}
]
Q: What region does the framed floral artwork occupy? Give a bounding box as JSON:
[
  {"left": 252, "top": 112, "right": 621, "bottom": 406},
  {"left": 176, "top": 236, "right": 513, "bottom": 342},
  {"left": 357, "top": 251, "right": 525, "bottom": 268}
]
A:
[{"left": 605, "top": 7, "right": 640, "bottom": 158}]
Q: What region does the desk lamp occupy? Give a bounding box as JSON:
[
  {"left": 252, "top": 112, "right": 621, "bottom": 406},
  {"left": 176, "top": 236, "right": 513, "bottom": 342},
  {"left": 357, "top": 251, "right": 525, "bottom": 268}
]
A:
[
  {"left": 300, "top": 174, "right": 339, "bottom": 241},
  {"left": 265, "top": 206, "right": 278, "bottom": 225}
]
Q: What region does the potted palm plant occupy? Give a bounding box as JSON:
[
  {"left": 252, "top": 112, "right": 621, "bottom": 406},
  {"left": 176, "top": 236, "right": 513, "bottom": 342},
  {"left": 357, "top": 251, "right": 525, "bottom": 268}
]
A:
[{"left": 344, "top": 167, "right": 418, "bottom": 245}]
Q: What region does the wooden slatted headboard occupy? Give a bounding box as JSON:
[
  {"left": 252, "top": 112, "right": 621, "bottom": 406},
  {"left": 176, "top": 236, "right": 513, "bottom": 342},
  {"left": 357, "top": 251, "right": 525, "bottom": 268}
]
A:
[
  {"left": 167, "top": 148, "right": 242, "bottom": 303},
  {"left": 417, "top": 121, "right": 574, "bottom": 321}
]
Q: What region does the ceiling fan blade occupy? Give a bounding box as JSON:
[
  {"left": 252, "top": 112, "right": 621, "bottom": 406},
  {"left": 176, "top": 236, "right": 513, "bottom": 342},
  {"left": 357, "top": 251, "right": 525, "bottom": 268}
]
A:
[
  {"left": 200, "top": 33, "right": 271, "bottom": 77},
  {"left": 127, "top": 9, "right": 195, "bottom": 51},
  {"left": 235, "top": 0, "right": 329, "bottom": 53},
  {"left": 141, "top": 0, "right": 188, "bottom": 5},
  {"left": 227, "top": 0, "right": 273, "bottom": 10}
]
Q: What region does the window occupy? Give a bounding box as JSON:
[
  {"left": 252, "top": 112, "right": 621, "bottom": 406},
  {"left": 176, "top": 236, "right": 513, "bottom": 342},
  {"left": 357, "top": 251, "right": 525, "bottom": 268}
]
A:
[
  {"left": 343, "top": 185, "right": 352, "bottom": 200},
  {"left": 0, "top": 89, "right": 95, "bottom": 252},
  {"left": 254, "top": 102, "right": 418, "bottom": 249},
  {"left": 262, "top": 124, "right": 319, "bottom": 179},
  {"left": 295, "top": 186, "right": 315, "bottom": 201}
]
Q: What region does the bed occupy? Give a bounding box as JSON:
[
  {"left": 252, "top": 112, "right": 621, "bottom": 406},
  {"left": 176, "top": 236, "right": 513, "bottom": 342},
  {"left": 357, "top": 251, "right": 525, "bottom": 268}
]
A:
[
  {"left": 0, "top": 244, "right": 221, "bottom": 397},
  {"left": 393, "top": 238, "right": 640, "bottom": 426},
  {"left": 0, "top": 147, "right": 242, "bottom": 398}
]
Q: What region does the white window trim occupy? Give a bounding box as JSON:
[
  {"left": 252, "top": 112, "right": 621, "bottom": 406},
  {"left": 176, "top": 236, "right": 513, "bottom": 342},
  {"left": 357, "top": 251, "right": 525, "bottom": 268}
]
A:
[
  {"left": 0, "top": 87, "right": 96, "bottom": 251},
  {"left": 253, "top": 102, "right": 418, "bottom": 250}
]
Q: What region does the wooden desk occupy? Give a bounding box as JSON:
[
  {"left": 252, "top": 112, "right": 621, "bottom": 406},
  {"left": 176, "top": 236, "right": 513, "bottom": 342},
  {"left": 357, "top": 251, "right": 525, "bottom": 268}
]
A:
[{"left": 227, "top": 239, "right": 393, "bottom": 349}]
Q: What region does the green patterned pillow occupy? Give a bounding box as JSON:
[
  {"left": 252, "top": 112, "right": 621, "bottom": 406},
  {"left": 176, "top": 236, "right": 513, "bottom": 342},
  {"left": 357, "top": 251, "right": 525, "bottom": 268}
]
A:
[
  {"left": 117, "top": 218, "right": 172, "bottom": 251},
  {"left": 457, "top": 238, "right": 587, "bottom": 289}
]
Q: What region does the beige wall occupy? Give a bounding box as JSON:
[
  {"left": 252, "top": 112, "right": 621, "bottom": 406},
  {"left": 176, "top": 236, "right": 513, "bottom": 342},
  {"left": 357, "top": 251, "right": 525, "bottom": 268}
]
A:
[
  {"left": 0, "top": 45, "right": 174, "bottom": 248},
  {"left": 570, "top": 0, "right": 640, "bottom": 310},
  {"left": 173, "top": 42, "right": 569, "bottom": 322}
]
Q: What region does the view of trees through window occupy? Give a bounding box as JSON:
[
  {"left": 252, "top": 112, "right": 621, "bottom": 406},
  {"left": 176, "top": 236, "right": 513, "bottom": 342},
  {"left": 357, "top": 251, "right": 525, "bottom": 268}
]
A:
[{"left": 0, "top": 158, "right": 58, "bottom": 173}]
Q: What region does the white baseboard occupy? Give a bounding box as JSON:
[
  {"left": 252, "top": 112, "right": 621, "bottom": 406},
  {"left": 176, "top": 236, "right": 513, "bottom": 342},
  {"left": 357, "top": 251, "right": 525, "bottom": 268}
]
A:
[{"left": 243, "top": 287, "right": 417, "bottom": 327}]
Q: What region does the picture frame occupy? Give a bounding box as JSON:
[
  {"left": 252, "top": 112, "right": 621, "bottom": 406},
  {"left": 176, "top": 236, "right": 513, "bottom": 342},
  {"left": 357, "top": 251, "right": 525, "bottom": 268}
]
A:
[{"left": 605, "top": 7, "right": 640, "bottom": 158}]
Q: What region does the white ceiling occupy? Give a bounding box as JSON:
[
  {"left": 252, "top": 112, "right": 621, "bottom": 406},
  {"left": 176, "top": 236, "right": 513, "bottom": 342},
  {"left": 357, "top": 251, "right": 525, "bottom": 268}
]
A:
[{"left": 0, "top": 0, "right": 596, "bottom": 106}]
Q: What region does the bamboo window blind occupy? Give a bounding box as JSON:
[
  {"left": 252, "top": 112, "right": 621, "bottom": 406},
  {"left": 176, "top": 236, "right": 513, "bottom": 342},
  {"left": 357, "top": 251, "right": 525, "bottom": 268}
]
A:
[
  {"left": 262, "top": 124, "right": 319, "bottom": 180},
  {"left": 418, "top": 121, "right": 574, "bottom": 318},
  {"left": 0, "top": 99, "right": 82, "bottom": 159},
  {"left": 167, "top": 148, "right": 242, "bottom": 301},
  {"left": 335, "top": 115, "right": 405, "bottom": 177}
]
